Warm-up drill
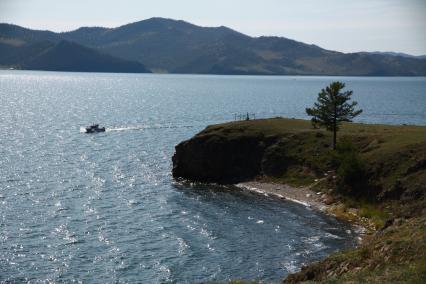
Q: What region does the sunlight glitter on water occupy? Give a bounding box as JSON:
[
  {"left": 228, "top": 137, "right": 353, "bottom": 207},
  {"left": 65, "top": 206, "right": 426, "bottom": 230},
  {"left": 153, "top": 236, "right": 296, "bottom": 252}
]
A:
[{"left": 2, "top": 71, "right": 425, "bottom": 283}]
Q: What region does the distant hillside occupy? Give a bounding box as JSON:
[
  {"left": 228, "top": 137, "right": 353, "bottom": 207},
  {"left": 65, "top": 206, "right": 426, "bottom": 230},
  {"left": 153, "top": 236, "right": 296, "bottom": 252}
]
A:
[
  {"left": 1, "top": 18, "right": 426, "bottom": 75},
  {"left": 23, "top": 40, "right": 150, "bottom": 73},
  {"left": 0, "top": 24, "right": 150, "bottom": 73},
  {"left": 362, "top": 51, "right": 426, "bottom": 60}
]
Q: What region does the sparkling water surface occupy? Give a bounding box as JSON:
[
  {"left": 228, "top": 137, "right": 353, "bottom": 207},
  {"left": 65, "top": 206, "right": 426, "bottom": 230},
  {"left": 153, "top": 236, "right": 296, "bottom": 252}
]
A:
[{"left": 1, "top": 71, "right": 425, "bottom": 283}]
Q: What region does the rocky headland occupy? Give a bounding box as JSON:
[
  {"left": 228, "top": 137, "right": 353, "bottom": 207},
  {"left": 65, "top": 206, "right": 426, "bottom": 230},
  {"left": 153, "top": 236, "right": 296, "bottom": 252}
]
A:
[{"left": 172, "top": 118, "right": 426, "bottom": 283}]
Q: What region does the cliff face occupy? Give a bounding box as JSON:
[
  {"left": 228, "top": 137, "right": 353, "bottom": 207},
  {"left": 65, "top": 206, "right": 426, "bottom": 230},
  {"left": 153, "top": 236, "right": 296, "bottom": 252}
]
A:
[
  {"left": 172, "top": 129, "right": 272, "bottom": 183},
  {"left": 172, "top": 119, "right": 313, "bottom": 184}
]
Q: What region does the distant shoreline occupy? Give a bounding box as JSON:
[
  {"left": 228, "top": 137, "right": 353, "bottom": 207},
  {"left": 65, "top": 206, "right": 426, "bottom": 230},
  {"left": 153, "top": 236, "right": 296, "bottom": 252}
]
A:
[{"left": 2, "top": 68, "right": 426, "bottom": 77}]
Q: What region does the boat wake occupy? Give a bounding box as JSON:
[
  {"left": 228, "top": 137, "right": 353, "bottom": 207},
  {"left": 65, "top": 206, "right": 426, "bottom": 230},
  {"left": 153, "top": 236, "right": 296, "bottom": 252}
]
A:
[
  {"left": 107, "top": 125, "right": 194, "bottom": 132},
  {"left": 106, "top": 126, "right": 140, "bottom": 132},
  {"left": 80, "top": 124, "right": 194, "bottom": 133}
]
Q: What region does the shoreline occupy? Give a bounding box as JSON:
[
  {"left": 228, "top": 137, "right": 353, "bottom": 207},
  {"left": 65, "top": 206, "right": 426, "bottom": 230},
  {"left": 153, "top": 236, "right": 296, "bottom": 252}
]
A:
[
  {"left": 236, "top": 181, "right": 328, "bottom": 211},
  {"left": 235, "top": 181, "right": 372, "bottom": 241}
]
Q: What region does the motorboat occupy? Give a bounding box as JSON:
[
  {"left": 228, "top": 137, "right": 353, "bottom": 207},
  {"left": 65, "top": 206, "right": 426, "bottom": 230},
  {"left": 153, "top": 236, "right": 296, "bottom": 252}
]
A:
[{"left": 84, "top": 124, "right": 105, "bottom": 133}]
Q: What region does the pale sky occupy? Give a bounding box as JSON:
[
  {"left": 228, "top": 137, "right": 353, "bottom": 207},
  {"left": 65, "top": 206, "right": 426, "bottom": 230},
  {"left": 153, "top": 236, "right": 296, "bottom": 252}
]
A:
[{"left": 1, "top": 0, "right": 425, "bottom": 55}]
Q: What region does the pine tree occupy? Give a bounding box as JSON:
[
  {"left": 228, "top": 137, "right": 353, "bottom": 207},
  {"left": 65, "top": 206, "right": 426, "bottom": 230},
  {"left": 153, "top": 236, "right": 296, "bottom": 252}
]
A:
[{"left": 306, "top": 81, "right": 362, "bottom": 149}]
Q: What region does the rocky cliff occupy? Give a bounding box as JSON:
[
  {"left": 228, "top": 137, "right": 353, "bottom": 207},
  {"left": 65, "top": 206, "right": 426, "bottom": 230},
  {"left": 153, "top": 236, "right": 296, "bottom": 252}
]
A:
[
  {"left": 172, "top": 118, "right": 426, "bottom": 283},
  {"left": 173, "top": 128, "right": 270, "bottom": 183}
]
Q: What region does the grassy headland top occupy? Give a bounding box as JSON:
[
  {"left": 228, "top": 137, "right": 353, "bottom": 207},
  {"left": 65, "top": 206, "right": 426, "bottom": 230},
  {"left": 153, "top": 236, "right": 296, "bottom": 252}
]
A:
[{"left": 174, "top": 117, "right": 425, "bottom": 197}]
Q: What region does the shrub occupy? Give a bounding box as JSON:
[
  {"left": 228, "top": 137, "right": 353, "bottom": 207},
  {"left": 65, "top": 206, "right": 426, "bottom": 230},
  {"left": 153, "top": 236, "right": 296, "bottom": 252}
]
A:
[{"left": 333, "top": 139, "right": 368, "bottom": 196}]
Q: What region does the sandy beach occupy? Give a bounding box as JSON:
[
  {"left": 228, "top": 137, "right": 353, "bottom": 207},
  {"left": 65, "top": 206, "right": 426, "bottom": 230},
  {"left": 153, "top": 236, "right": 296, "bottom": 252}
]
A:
[{"left": 235, "top": 181, "right": 330, "bottom": 212}]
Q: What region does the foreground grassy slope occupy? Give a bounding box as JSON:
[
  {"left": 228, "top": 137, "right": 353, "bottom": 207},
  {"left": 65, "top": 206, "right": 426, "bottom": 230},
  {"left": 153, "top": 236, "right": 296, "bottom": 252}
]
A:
[
  {"left": 284, "top": 213, "right": 426, "bottom": 283},
  {"left": 173, "top": 118, "right": 426, "bottom": 283}
]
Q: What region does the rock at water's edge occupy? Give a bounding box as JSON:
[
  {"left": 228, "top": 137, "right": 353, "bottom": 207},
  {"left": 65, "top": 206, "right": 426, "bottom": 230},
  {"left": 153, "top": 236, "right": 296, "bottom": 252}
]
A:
[{"left": 172, "top": 132, "right": 269, "bottom": 184}]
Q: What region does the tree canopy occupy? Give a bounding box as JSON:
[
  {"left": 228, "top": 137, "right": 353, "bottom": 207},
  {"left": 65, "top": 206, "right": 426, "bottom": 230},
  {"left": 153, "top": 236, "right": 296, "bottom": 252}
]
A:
[{"left": 306, "top": 81, "right": 362, "bottom": 149}]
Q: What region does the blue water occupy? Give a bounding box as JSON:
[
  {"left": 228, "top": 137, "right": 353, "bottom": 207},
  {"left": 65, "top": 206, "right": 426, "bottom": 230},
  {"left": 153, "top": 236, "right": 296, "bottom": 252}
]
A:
[{"left": 1, "top": 71, "right": 425, "bottom": 283}]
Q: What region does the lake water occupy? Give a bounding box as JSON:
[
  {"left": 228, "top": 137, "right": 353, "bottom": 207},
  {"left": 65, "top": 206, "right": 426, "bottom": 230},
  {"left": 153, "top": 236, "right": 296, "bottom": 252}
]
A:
[{"left": 1, "top": 71, "right": 425, "bottom": 283}]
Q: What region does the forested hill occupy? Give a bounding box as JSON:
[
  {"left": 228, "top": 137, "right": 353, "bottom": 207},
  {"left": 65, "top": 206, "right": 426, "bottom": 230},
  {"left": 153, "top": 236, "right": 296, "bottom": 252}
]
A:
[
  {"left": 0, "top": 24, "right": 150, "bottom": 73},
  {"left": 1, "top": 18, "right": 426, "bottom": 75}
]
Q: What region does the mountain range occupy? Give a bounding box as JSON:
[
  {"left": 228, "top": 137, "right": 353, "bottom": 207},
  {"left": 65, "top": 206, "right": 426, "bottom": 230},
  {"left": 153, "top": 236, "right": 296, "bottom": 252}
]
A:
[{"left": 1, "top": 17, "right": 425, "bottom": 75}]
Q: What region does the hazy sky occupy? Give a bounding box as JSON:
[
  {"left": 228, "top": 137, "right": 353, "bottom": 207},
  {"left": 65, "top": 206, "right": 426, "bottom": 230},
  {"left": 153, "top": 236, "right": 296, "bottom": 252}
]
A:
[{"left": 1, "top": 0, "right": 425, "bottom": 55}]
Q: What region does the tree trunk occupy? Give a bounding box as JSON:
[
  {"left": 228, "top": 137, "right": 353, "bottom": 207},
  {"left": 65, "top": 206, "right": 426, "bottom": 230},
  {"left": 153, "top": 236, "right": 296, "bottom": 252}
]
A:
[
  {"left": 333, "top": 126, "right": 337, "bottom": 150},
  {"left": 333, "top": 102, "right": 337, "bottom": 150}
]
